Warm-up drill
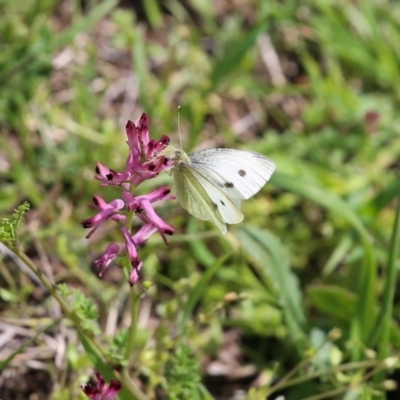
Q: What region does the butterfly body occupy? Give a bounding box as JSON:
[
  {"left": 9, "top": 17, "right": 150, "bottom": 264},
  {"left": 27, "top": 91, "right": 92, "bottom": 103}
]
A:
[{"left": 162, "top": 145, "right": 275, "bottom": 234}]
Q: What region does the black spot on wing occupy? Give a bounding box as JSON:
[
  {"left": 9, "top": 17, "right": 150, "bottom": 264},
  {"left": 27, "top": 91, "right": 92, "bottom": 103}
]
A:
[
  {"left": 220, "top": 200, "right": 225, "bottom": 206},
  {"left": 224, "top": 182, "right": 234, "bottom": 188},
  {"left": 238, "top": 169, "right": 246, "bottom": 177}
]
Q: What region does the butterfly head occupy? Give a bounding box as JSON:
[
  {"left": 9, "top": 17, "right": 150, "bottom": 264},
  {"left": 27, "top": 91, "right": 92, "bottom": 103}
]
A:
[{"left": 159, "top": 145, "right": 191, "bottom": 167}]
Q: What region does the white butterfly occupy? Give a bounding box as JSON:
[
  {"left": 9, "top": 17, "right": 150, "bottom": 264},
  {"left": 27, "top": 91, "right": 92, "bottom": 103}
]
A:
[{"left": 161, "top": 145, "right": 275, "bottom": 234}]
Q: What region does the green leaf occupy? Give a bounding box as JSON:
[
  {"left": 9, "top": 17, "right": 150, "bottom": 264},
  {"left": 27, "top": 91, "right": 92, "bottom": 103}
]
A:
[
  {"left": 307, "top": 285, "right": 356, "bottom": 322},
  {"left": 0, "top": 201, "right": 30, "bottom": 248},
  {"left": 236, "top": 226, "right": 307, "bottom": 349}
]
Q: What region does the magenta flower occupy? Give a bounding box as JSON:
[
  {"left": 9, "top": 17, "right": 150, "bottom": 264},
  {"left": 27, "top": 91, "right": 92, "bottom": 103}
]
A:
[
  {"left": 94, "top": 243, "right": 121, "bottom": 277},
  {"left": 82, "top": 114, "right": 174, "bottom": 285},
  {"left": 81, "top": 372, "right": 121, "bottom": 400},
  {"left": 94, "top": 115, "right": 171, "bottom": 188},
  {"left": 121, "top": 226, "right": 139, "bottom": 266},
  {"left": 129, "top": 260, "right": 143, "bottom": 286},
  {"left": 82, "top": 197, "right": 126, "bottom": 239}
]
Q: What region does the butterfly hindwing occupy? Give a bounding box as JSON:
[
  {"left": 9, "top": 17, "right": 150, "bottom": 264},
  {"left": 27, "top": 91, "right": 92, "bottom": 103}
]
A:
[
  {"left": 172, "top": 165, "right": 243, "bottom": 234},
  {"left": 188, "top": 167, "right": 244, "bottom": 225}
]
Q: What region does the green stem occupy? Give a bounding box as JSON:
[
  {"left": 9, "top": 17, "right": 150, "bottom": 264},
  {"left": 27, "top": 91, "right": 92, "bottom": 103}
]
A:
[
  {"left": 120, "top": 368, "right": 149, "bottom": 400},
  {"left": 125, "top": 286, "right": 140, "bottom": 361},
  {"left": 12, "top": 248, "right": 106, "bottom": 360},
  {"left": 266, "top": 359, "right": 379, "bottom": 397},
  {"left": 303, "top": 361, "right": 396, "bottom": 400}
]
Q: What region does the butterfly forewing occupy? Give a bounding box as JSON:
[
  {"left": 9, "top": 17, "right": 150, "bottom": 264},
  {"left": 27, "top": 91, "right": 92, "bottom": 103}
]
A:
[{"left": 188, "top": 148, "right": 275, "bottom": 200}]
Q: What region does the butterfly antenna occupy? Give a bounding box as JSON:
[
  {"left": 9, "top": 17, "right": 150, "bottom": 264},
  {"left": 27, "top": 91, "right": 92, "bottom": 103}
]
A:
[{"left": 178, "top": 105, "right": 182, "bottom": 150}]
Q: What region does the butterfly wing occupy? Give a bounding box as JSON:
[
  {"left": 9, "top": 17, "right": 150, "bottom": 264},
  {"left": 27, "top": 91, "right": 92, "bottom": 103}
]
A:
[
  {"left": 189, "top": 167, "right": 244, "bottom": 225},
  {"left": 172, "top": 164, "right": 243, "bottom": 234},
  {"left": 189, "top": 148, "right": 275, "bottom": 200}
]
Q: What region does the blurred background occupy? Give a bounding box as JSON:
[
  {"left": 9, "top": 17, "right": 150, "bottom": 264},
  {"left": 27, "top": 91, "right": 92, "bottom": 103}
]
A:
[{"left": 1, "top": 0, "right": 400, "bottom": 399}]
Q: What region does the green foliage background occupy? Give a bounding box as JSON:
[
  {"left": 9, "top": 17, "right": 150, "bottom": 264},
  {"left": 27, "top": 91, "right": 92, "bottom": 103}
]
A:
[{"left": 1, "top": 0, "right": 400, "bottom": 399}]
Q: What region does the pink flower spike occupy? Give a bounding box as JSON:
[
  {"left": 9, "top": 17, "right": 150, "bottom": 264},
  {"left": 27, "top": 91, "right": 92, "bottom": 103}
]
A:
[
  {"left": 121, "top": 191, "right": 140, "bottom": 213},
  {"left": 129, "top": 261, "right": 143, "bottom": 286},
  {"left": 139, "top": 199, "right": 175, "bottom": 243},
  {"left": 125, "top": 120, "right": 141, "bottom": 160},
  {"left": 121, "top": 226, "right": 139, "bottom": 267},
  {"left": 132, "top": 223, "right": 158, "bottom": 246},
  {"left": 124, "top": 114, "right": 172, "bottom": 184},
  {"left": 121, "top": 191, "right": 174, "bottom": 242},
  {"left": 95, "top": 162, "right": 132, "bottom": 189},
  {"left": 94, "top": 243, "right": 121, "bottom": 277},
  {"left": 137, "top": 186, "right": 175, "bottom": 203},
  {"left": 95, "top": 162, "right": 114, "bottom": 183},
  {"left": 88, "top": 195, "right": 113, "bottom": 211},
  {"left": 137, "top": 113, "right": 150, "bottom": 147},
  {"left": 145, "top": 135, "right": 171, "bottom": 159},
  {"left": 83, "top": 113, "right": 175, "bottom": 286},
  {"left": 122, "top": 187, "right": 174, "bottom": 213},
  {"left": 82, "top": 198, "right": 126, "bottom": 238},
  {"left": 151, "top": 150, "right": 174, "bottom": 170},
  {"left": 81, "top": 372, "right": 121, "bottom": 400}
]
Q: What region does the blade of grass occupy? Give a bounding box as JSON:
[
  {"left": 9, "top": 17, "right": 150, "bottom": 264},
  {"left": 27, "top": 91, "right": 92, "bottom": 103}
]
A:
[
  {"left": 273, "top": 172, "right": 376, "bottom": 355},
  {"left": 177, "top": 253, "right": 231, "bottom": 336},
  {"left": 368, "top": 180, "right": 400, "bottom": 349},
  {"left": 323, "top": 234, "right": 354, "bottom": 276},
  {"left": 187, "top": 217, "right": 217, "bottom": 268},
  {"left": 142, "top": 0, "right": 163, "bottom": 28},
  {"left": 209, "top": 21, "right": 267, "bottom": 88},
  {"left": 237, "top": 226, "right": 307, "bottom": 350}
]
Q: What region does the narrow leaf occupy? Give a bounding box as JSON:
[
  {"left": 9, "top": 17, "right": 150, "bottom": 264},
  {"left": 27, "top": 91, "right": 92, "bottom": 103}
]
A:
[{"left": 237, "top": 226, "right": 307, "bottom": 349}]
